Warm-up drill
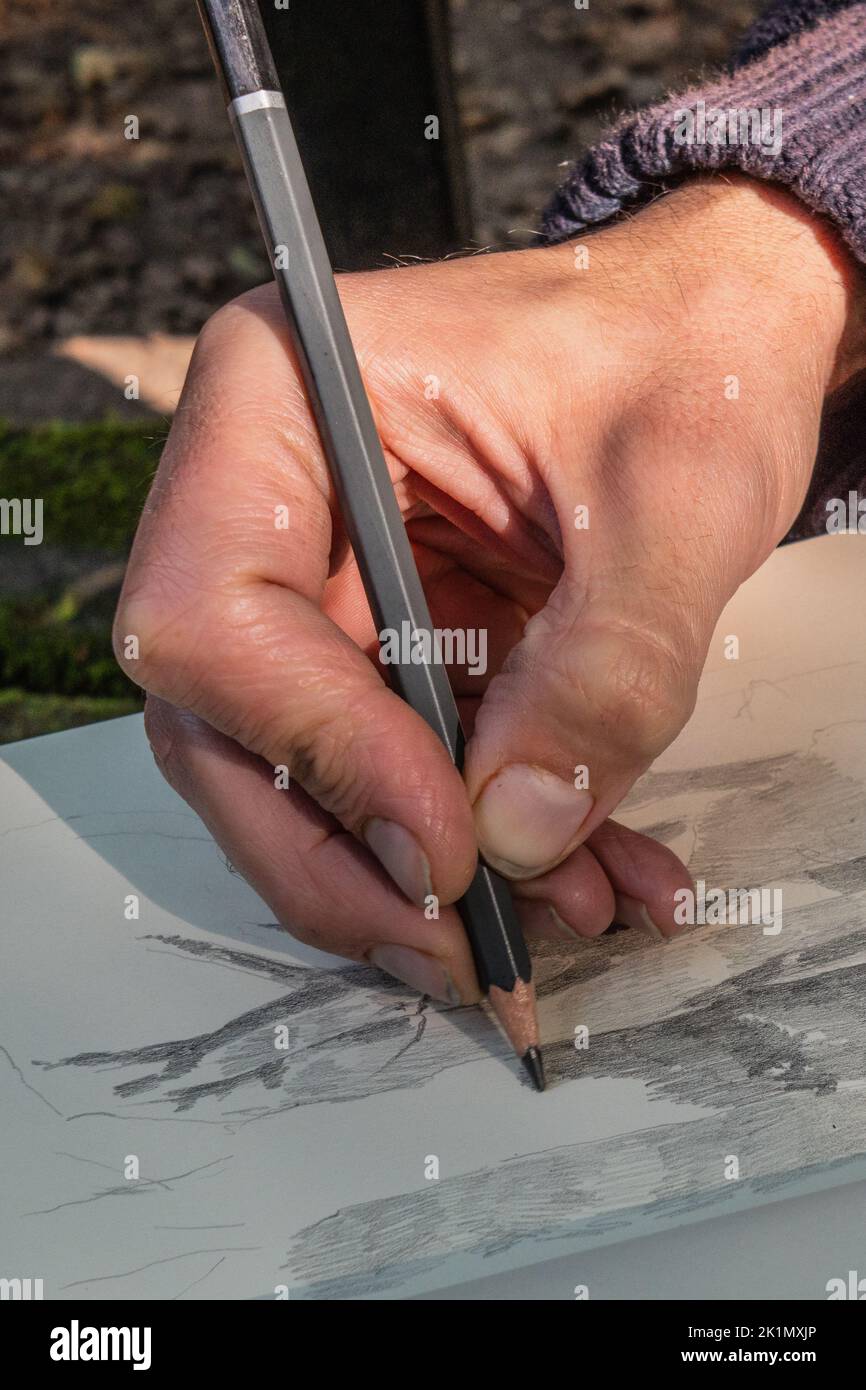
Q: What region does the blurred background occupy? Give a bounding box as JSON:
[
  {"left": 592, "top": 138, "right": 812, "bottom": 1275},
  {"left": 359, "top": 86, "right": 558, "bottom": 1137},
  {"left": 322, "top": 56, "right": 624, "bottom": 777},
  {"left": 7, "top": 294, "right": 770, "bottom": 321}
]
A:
[{"left": 0, "top": 0, "right": 759, "bottom": 742}]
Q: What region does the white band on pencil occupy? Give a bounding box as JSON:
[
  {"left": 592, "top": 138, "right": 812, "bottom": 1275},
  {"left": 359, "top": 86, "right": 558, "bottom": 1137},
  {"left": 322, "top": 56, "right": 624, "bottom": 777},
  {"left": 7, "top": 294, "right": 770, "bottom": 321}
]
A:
[{"left": 229, "top": 90, "right": 286, "bottom": 117}]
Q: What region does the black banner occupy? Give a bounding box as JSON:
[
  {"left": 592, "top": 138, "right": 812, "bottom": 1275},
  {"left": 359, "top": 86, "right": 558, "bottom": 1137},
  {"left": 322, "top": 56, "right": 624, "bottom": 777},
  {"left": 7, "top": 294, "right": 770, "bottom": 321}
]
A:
[{"left": 3, "top": 1299, "right": 862, "bottom": 1373}]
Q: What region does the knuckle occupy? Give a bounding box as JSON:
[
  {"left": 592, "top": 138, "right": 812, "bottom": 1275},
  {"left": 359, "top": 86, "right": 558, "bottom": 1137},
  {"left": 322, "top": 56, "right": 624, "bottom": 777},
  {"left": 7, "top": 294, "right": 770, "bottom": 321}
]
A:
[
  {"left": 568, "top": 622, "right": 694, "bottom": 761},
  {"left": 290, "top": 722, "right": 359, "bottom": 822},
  {"left": 113, "top": 578, "right": 214, "bottom": 707},
  {"left": 195, "top": 292, "right": 261, "bottom": 354},
  {"left": 287, "top": 699, "right": 373, "bottom": 825},
  {"left": 284, "top": 687, "right": 408, "bottom": 828}
]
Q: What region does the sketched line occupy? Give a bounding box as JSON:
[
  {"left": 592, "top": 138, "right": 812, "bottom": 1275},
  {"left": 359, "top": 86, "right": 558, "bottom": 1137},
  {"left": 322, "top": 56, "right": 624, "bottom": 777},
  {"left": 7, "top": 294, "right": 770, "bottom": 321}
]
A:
[
  {"left": 53, "top": 1150, "right": 169, "bottom": 1189},
  {"left": 155, "top": 1223, "right": 245, "bottom": 1231},
  {"left": 25, "top": 1155, "right": 233, "bottom": 1216},
  {"left": 64, "top": 1108, "right": 228, "bottom": 1126},
  {"left": 25, "top": 1185, "right": 152, "bottom": 1217},
  {"left": 0, "top": 1044, "right": 65, "bottom": 1117},
  {"left": 173, "top": 1255, "right": 226, "bottom": 1300},
  {"left": 61, "top": 1247, "right": 261, "bottom": 1289}
]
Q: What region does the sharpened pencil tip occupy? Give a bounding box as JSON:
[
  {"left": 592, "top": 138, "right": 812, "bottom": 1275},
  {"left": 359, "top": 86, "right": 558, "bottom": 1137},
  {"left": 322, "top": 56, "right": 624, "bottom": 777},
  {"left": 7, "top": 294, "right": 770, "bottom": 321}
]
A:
[{"left": 522, "top": 1045, "right": 546, "bottom": 1092}]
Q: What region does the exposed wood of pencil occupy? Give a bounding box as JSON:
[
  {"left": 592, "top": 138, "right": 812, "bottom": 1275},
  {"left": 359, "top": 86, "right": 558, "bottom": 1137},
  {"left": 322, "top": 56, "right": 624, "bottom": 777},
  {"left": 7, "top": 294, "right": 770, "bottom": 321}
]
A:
[{"left": 488, "top": 979, "right": 545, "bottom": 1090}]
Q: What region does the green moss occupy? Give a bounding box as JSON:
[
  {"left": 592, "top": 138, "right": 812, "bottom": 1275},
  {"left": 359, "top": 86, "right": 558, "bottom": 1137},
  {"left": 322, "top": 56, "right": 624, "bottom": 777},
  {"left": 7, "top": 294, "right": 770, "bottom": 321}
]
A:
[
  {"left": 0, "top": 417, "right": 162, "bottom": 735},
  {"left": 0, "top": 598, "right": 138, "bottom": 697},
  {"left": 0, "top": 688, "right": 142, "bottom": 743},
  {"left": 0, "top": 416, "right": 165, "bottom": 553},
  {"left": 86, "top": 182, "right": 142, "bottom": 222}
]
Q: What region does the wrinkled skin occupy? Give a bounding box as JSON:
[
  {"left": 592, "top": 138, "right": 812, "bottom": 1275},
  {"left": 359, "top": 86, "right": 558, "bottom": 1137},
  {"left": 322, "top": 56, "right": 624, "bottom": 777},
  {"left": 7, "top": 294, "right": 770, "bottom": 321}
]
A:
[{"left": 115, "top": 175, "right": 863, "bottom": 1004}]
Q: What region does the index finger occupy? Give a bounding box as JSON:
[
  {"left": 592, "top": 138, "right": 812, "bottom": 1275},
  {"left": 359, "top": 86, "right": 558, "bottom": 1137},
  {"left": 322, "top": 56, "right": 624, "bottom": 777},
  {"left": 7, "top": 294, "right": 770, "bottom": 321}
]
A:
[{"left": 114, "top": 286, "right": 478, "bottom": 908}]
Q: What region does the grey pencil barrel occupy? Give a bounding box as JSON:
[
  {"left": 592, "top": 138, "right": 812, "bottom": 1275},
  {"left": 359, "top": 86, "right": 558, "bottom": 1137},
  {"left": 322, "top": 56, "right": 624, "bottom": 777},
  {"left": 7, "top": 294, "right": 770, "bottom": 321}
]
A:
[
  {"left": 197, "top": 0, "right": 532, "bottom": 998},
  {"left": 229, "top": 93, "right": 460, "bottom": 753},
  {"left": 228, "top": 93, "right": 530, "bottom": 992}
]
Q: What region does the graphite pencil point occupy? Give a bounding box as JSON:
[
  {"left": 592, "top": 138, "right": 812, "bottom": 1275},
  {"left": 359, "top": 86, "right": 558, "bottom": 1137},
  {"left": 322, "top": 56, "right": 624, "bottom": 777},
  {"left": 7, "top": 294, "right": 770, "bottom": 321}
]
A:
[{"left": 522, "top": 1045, "right": 546, "bottom": 1092}]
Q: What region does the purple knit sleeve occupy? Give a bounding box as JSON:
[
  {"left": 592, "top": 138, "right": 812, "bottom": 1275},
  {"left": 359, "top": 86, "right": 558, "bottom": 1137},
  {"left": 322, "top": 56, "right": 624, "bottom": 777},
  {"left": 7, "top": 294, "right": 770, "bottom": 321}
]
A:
[{"left": 542, "top": 1, "right": 866, "bottom": 264}]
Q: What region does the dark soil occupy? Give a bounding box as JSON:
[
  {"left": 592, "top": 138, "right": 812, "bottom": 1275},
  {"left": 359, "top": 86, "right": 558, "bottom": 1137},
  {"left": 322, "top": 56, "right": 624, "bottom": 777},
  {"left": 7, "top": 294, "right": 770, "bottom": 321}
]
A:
[
  {"left": 0, "top": 0, "right": 762, "bottom": 740},
  {"left": 0, "top": 0, "right": 761, "bottom": 356},
  {"left": 454, "top": 0, "right": 760, "bottom": 244},
  {"left": 0, "top": 0, "right": 267, "bottom": 354}
]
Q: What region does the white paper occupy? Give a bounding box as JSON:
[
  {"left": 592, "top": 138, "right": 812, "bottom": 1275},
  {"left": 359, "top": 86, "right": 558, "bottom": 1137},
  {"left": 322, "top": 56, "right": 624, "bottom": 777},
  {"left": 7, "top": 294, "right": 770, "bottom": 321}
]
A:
[{"left": 2, "top": 533, "right": 866, "bottom": 1299}]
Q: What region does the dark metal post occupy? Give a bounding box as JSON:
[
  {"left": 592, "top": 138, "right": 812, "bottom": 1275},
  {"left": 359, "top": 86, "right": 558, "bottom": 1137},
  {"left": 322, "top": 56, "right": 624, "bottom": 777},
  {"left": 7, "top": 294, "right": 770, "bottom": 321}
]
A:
[{"left": 257, "top": 0, "right": 473, "bottom": 270}]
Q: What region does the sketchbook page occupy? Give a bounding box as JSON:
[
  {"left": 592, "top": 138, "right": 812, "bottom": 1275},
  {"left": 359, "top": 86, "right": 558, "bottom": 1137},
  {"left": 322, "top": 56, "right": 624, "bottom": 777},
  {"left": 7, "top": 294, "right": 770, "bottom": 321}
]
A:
[{"left": 1, "top": 532, "right": 865, "bottom": 1301}]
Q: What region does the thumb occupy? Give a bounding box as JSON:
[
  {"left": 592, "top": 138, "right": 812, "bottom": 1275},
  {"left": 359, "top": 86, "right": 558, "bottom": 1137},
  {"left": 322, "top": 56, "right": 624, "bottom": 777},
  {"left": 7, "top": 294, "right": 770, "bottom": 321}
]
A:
[{"left": 463, "top": 568, "right": 708, "bottom": 879}]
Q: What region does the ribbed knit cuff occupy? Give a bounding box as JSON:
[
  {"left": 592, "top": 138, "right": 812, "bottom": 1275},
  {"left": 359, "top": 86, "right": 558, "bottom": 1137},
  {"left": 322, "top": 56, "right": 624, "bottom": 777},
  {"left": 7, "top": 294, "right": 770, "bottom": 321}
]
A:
[{"left": 542, "top": 5, "right": 866, "bottom": 264}]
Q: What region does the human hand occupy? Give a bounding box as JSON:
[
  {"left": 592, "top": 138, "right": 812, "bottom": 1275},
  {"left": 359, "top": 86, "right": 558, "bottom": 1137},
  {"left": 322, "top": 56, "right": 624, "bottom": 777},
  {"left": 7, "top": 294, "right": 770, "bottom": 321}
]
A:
[{"left": 114, "top": 174, "right": 862, "bottom": 1004}]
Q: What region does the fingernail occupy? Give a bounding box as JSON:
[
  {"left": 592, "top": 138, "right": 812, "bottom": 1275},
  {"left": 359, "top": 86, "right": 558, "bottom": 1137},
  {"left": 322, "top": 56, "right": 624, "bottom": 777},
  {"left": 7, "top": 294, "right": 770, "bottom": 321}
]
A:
[
  {"left": 614, "top": 894, "right": 669, "bottom": 942},
  {"left": 516, "top": 898, "right": 582, "bottom": 943},
  {"left": 473, "top": 764, "right": 593, "bottom": 877},
  {"left": 368, "top": 944, "right": 461, "bottom": 1004},
  {"left": 363, "top": 818, "right": 432, "bottom": 907},
  {"left": 547, "top": 905, "right": 582, "bottom": 940}
]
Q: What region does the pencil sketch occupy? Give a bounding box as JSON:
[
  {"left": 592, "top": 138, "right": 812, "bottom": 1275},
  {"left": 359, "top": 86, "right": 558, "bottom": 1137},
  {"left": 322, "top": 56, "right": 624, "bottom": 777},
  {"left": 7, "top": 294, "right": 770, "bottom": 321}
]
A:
[{"left": 2, "top": 535, "right": 865, "bottom": 1299}]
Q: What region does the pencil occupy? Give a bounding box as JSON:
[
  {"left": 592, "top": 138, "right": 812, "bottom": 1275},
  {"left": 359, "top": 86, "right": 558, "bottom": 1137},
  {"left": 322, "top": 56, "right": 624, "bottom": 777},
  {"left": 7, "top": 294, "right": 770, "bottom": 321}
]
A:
[{"left": 196, "top": 0, "right": 544, "bottom": 1091}]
